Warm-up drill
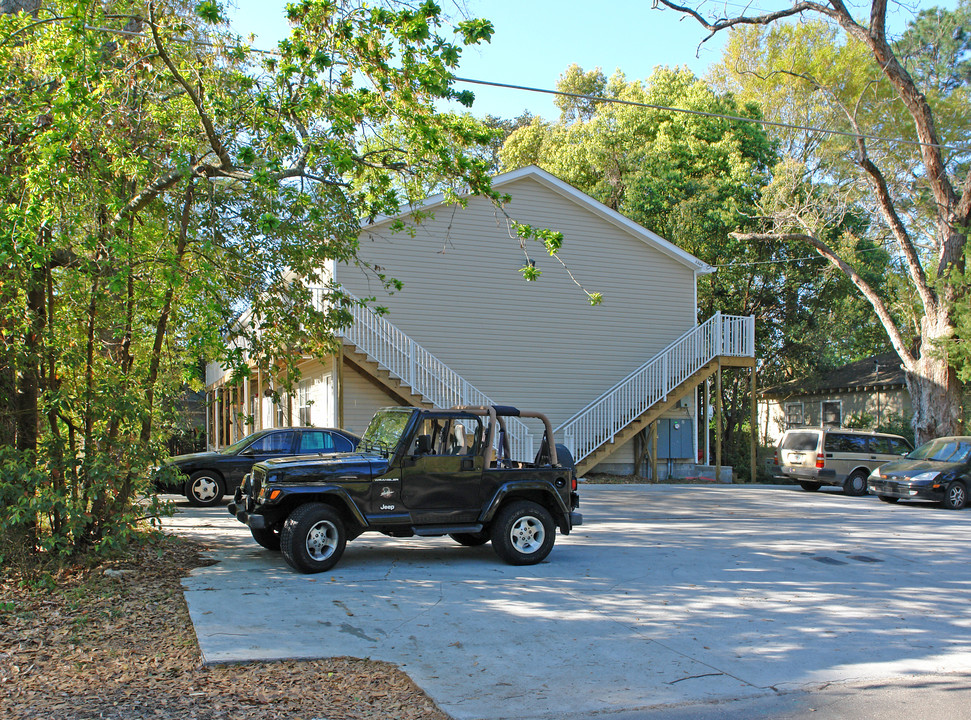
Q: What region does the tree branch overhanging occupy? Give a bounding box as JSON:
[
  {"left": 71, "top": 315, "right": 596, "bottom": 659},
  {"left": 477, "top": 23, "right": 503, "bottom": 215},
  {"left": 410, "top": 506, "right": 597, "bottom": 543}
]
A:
[{"left": 732, "top": 231, "right": 916, "bottom": 366}]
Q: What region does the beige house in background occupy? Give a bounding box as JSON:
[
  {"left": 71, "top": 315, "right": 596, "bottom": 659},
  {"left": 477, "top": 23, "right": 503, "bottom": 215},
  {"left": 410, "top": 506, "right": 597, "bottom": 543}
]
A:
[
  {"left": 758, "top": 352, "right": 911, "bottom": 446},
  {"left": 206, "top": 166, "right": 756, "bottom": 477}
]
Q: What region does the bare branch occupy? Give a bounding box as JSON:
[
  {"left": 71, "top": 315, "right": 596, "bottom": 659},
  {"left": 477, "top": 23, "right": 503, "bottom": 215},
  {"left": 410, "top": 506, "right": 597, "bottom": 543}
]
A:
[
  {"left": 733, "top": 231, "right": 916, "bottom": 367},
  {"left": 147, "top": 2, "right": 233, "bottom": 171},
  {"left": 652, "top": 0, "right": 838, "bottom": 44}
]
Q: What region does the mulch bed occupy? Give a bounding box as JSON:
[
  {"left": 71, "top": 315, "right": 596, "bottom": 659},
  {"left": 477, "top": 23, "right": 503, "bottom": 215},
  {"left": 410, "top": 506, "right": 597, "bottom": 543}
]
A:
[{"left": 0, "top": 534, "right": 449, "bottom": 720}]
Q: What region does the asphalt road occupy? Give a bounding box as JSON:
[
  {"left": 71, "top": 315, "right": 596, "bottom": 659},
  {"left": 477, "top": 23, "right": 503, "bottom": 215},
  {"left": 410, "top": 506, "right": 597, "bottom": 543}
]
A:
[{"left": 164, "top": 484, "right": 971, "bottom": 720}]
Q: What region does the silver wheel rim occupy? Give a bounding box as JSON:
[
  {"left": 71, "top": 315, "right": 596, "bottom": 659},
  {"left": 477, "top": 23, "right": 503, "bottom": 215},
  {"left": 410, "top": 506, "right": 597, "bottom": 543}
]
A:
[
  {"left": 510, "top": 515, "right": 545, "bottom": 554},
  {"left": 306, "top": 520, "right": 339, "bottom": 561},
  {"left": 950, "top": 485, "right": 965, "bottom": 507},
  {"left": 192, "top": 477, "right": 218, "bottom": 502}
]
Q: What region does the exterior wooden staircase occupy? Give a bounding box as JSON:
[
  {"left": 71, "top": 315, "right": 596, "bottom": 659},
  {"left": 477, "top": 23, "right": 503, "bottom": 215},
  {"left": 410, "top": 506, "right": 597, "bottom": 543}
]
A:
[
  {"left": 313, "top": 289, "right": 755, "bottom": 475},
  {"left": 555, "top": 312, "right": 756, "bottom": 476}
]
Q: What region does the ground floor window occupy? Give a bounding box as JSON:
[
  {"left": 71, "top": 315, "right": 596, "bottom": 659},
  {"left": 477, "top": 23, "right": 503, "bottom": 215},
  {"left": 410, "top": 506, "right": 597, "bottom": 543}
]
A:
[
  {"left": 785, "top": 402, "right": 804, "bottom": 427},
  {"left": 821, "top": 400, "right": 842, "bottom": 426}
]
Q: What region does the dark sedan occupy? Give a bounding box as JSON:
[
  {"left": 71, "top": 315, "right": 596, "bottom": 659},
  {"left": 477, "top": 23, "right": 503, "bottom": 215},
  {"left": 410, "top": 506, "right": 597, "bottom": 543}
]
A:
[
  {"left": 156, "top": 427, "right": 361, "bottom": 506},
  {"left": 868, "top": 436, "right": 971, "bottom": 509}
]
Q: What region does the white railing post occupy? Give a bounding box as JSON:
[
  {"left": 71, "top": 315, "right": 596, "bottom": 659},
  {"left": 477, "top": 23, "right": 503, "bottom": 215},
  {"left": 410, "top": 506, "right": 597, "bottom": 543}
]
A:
[
  {"left": 408, "top": 338, "right": 416, "bottom": 388},
  {"left": 715, "top": 310, "right": 723, "bottom": 356}
]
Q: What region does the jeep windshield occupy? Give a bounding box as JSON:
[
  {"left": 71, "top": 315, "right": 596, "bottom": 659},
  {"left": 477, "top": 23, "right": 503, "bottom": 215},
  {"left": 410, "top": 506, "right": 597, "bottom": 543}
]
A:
[{"left": 360, "top": 408, "right": 414, "bottom": 456}]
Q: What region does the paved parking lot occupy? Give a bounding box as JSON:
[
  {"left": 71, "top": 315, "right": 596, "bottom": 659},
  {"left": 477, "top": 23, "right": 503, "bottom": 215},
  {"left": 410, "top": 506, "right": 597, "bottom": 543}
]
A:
[{"left": 166, "top": 484, "right": 971, "bottom": 720}]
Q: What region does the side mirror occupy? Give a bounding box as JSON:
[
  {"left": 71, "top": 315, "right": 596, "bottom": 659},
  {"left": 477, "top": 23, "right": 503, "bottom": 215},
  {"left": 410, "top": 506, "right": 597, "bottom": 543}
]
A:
[{"left": 240, "top": 448, "right": 257, "bottom": 457}]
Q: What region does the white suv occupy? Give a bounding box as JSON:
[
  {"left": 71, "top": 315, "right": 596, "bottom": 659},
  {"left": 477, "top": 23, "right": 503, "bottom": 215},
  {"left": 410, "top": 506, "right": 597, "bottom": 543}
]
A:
[{"left": 775, "top": 427, "right": 912, "bottom": 495}]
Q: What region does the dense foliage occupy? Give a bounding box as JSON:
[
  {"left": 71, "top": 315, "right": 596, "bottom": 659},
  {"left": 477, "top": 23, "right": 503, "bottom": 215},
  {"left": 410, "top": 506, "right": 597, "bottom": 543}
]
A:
[{"left": 0, "top": 0, "right": 500, "bottom": 560}]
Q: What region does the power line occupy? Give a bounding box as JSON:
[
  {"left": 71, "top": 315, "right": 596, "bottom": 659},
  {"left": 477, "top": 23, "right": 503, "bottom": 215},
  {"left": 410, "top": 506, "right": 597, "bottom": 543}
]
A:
[
  {"left": 79, "top": 22, "right": 967, "bottom": 153},
  {"left": 452, "top": 76, "right": 965, "bottom": 153}
]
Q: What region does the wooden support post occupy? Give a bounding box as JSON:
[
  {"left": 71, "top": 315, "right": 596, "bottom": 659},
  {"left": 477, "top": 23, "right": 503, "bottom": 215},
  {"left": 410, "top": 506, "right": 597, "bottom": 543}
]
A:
[
  {"left": 650, "top": 421, "right": 658, "bottom": 483},
  {"left": 715, "top": 360, "right": 723, "bottom": 483},
  {"left": 750, "top": 366, "right": 758, "bottom": 483}
]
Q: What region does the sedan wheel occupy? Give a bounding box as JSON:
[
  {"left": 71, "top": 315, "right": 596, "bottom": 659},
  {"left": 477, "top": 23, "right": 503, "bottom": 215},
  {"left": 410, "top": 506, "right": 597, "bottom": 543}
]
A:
[
  {"left": 942, "top": 481, "right": 967, "bottom": 510},
  {"left": 186, "top": 472, "right": 224, "bottom": 507}
]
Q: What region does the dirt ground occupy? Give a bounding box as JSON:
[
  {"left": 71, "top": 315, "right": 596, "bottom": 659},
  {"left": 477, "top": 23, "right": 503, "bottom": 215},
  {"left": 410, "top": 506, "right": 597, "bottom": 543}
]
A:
[{"left": 0, "top": 533, "right": 449, "bottom": 720}]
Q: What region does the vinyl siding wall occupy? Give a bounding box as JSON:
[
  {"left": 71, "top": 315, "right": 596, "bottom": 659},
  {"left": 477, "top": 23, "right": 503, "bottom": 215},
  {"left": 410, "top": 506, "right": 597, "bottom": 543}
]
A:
[{"left": 336, "top": 176, "right": 698, "bottom": 442}]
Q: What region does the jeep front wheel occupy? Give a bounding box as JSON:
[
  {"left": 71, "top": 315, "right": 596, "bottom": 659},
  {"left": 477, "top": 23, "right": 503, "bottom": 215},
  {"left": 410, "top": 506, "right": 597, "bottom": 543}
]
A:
[
  {"left": 281, "top": 503, "right": 347, "bottom": 573},
  {"left": 250, "top": 526, "right": 281, "bottom": 551},
  {"left": 491, "top": 500, "right": 555, "bottom": 566}
]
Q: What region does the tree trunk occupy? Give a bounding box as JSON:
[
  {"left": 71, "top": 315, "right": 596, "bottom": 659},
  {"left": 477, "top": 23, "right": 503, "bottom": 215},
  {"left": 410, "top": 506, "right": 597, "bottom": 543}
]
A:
[{"left": 906, "top": 311, "right": 963, "bottom": 445}]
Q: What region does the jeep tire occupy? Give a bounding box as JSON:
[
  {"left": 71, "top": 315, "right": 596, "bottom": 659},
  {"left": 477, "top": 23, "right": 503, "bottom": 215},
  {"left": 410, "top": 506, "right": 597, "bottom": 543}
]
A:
[
  {"left": 281, "top": 503, "right": 347, "bottom": 573},
  {"left": 251, "top": 526, "right": 281, "bottom": 551},
  {"left": 491, "top": 500, "right": 555, "bottom": 566}
]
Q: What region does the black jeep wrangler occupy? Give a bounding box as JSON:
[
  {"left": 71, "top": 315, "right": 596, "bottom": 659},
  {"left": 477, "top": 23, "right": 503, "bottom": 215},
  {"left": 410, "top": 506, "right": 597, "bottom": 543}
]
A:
[{"left": 228, "top": 405, "right": 582, "bottom": 573}]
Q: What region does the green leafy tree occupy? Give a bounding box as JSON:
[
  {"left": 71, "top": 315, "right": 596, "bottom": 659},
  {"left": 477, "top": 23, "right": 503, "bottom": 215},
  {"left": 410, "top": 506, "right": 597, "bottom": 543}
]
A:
[
  {"left": 0, "top": 0, "right": 505, "bottom": 561},
  {"left": 656, "top": 0, "right": 971, "bottom": 443},
  {"left": 500, "top": 65, "right": 891, "bottom": 454}
]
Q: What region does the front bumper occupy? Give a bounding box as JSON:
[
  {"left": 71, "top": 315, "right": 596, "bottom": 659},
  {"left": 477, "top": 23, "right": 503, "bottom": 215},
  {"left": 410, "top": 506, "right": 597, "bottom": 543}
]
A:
[
  {"left": 868, "top": 479, "right": 941, "bottom": 501},
  {"left": 228, "top": 490, "right": 268, "bottom": 529}
]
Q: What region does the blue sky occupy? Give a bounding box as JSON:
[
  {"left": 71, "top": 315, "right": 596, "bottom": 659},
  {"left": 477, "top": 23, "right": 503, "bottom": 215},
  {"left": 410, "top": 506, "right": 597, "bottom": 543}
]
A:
[
  {"left": 228, "top": 1, "right": 946, "bottom": 120},
  {"left": 228, "top": 0, "right": 729, "bottom": 119}
]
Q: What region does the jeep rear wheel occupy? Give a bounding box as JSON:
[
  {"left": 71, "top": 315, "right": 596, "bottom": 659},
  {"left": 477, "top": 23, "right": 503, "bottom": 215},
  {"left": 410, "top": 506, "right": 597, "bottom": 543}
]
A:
[
  {"left": 281, "top": 503, "right": 346, "bottom": 573},
  {"left": 185, "top": 471, "right": 224, "bottom": 507},
  {"left": 491, "top": 500, "right": 555, "bottom": 566},
  {"left": 449, "top": 531, "right": 490, "bottom": 547},
  {"left": 250, "top": 526, "right": 281, "bottom": 551},
  {"left": 799, "top": 481, "right": 821, "bottom": 492}
]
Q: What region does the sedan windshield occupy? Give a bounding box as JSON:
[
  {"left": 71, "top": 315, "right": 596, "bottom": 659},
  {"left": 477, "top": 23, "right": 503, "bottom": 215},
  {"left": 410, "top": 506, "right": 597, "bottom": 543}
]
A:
[
  {"left": 908, "top": 438, "right": 971, "bottom": 463},
  {"left": 218, "top": 431, "right": 266, "bottom": 455}
]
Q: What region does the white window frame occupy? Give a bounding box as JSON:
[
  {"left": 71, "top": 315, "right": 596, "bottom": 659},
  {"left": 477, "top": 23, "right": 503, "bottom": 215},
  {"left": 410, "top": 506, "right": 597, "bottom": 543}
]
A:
[
  {"left": 785, "top": 402, "right": 804, "bottom": 427},
  {"left": 821, "top": 399, "right": 842, "bottom": 427},
  {"left": 297, "top": 379, "right": 313, "bottom": 426}
]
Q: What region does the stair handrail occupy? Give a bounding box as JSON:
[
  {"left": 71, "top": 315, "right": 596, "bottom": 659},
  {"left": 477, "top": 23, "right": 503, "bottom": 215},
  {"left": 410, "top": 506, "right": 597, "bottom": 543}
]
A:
[
  {"left": 554, "top": 313, "right": 755, "bottom": 464},
  {"left": 311, "top": 287, "right": 535, "bottom": 460}
]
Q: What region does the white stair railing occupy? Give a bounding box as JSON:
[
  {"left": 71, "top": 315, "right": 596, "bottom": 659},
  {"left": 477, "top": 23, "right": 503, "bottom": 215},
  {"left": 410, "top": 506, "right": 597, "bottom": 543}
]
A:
[
  {"left": 555, "top": 313, "right": 755, "bottom": 464},
  {"left": 312, "top": 288, "right": 535, "bottom": 460}
]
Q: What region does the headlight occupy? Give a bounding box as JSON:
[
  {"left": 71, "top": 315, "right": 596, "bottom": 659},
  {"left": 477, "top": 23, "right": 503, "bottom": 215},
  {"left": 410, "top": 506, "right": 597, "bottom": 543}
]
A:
[{"left": 909, "top": 471, "right": 941, "bottom": 484}]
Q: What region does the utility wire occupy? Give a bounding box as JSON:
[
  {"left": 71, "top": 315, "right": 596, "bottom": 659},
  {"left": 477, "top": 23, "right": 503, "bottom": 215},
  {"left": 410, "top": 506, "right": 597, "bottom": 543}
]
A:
[
  {"left": 452, "top": 76, "right": 965, "bottom": 153},
  {"left": 81, "top": 23, "right": 967, "bottom": 154}
]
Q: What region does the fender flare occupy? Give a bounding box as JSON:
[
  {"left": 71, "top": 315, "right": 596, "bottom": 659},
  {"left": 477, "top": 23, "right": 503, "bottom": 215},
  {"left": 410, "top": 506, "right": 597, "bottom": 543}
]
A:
[{"left": 479, "top": 480, "right": 572, "bottom": 532}]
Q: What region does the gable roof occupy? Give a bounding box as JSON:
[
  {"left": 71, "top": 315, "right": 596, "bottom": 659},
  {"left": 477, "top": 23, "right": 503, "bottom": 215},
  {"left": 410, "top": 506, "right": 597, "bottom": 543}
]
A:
[
  {"left": 762, "top": 352, "right": 907, "bottom": 398},
  {"left": 366, "top": 165, "right": 715, "bottom": 275}
]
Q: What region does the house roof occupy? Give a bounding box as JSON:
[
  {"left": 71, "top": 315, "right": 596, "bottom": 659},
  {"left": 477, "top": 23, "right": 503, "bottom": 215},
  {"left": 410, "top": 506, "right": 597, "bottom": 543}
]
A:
[
  {"left": 761, "top": 352, "right": 907, "bottom": 399},
  {"left": 366, "top": 165, "right": 715, "bottom": 275}
]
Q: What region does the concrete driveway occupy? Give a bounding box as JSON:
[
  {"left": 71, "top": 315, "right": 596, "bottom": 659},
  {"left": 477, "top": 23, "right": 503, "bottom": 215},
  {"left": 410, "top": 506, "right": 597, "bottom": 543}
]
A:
[{"left": 165, "top": 484, "right": 971, "bottom": 720}]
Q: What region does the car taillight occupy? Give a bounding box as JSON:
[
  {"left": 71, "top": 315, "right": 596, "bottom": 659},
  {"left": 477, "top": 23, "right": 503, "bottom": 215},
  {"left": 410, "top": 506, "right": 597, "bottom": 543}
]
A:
[
  {"left": 572, "top": 475, "right": 577, "bottom": 491},
  {"left": 773, "top": 452, "right": 779, "bottom": 466},
  {"left": 816, "top": 453, "right": 825, "bottom": 469}
]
